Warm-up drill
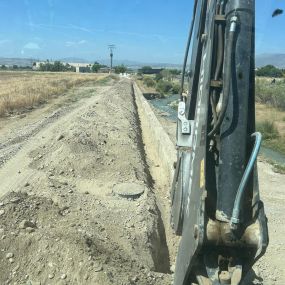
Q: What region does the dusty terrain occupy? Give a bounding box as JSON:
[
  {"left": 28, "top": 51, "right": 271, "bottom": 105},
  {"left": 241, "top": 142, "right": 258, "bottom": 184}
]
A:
[
  {"left": 0, "top": 76, "right": 284, "bottom": 285},
  {"left": 0, "top": 78, "right": 172, "bottom": 285},
  {"left": 0, "top": 71, "right": 106, "bottom": 116}
]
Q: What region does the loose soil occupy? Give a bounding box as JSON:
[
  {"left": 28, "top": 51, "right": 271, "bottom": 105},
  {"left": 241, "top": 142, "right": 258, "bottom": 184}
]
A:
[{"left": 0, "top": 78, "right": 172, "bottom": 285}]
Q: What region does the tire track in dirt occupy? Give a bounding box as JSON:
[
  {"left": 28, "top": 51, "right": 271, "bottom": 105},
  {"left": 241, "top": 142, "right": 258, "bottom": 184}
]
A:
[
  {"left": 0, "top": 79, "right": 173, "bottom": 285},
  {"left": 0, "top": 85, "right": 112, "bottom": 169}
]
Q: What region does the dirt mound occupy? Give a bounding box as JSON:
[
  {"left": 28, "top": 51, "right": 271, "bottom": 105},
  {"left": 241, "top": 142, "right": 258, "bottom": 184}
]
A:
[
  {"left": 0, "top": 190, "right": 170, "bottom": 285},
  {"left": 0, "top": 80, "right": 172, "bottom": 285}
]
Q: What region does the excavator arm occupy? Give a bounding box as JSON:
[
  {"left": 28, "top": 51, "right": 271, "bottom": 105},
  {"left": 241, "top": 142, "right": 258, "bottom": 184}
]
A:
[{"left": 171, "top": 1, "right": 269, "bottom": 284}]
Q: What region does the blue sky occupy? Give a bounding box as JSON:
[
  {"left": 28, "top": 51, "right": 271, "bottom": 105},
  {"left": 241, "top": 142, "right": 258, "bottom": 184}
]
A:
[{"left": 0, "top": 0, "right": 284, "bottom": 63}]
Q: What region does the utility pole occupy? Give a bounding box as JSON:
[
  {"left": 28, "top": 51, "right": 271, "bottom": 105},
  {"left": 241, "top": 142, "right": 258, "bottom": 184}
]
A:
[{"left": 108, "top": 44, "right": 115, "bottom": 73}]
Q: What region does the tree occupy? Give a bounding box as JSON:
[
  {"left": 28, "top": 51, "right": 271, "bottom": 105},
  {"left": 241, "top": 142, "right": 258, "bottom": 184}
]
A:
[
  {"left": 171, "top": 83, "right": 181, "bottom": 94},
  {"left": 256, "top": 65, "right": 283, "bottom": 78},
  {"left": 92, "top": 62, "right": 102, "bottom": 73},
  {"left": 143, "top": 77, "right": 156, "bottom": 87},
  {"left": 154, "top": 72, "right": 163, "bottom": 82},
  {"left": 92, "top": 62, "right": 107, "bottom": 73},
  {"left": 169, "top": 69, "right": 181, "bottom": 76},
  {"left": 39, "top": 63, "right": 44, "bottom": 71},
  {"left": 140, "top": 66, "right": 153, "bottom": 74},
  {"left": 160, "top": 69, "right": 181, "bottom": 81},
  {"left": 156, "top": 80, "right": 173, "bottom": 94},
  {"left": 66, "top": 64, "right": 76, "bottom": 72},
  {"left": 114, "top": 64, "right": 127, "bottom": 74},
  {"left": 53, "top": 61, "right": 65, "bottom": 72},
  {"left": 1, "top": 65, "right": 7, "bottom": 70},
  {"left": 38, "top": 61, "right": 75, "bottom": 72},
  {"left": 161, "top": 69, "right": 172, "bottom": 81}
]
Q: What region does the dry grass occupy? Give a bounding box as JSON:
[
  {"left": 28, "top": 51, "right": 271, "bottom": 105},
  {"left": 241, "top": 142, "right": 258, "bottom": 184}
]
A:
[
  {"left": 255, "top": 78, "right": 285, "bottom": 156},
  {"left": 0, "top": 71, "right": 106, "bottom": 116},
  {"left": 256, "top": 103, "right": 285, "bottom": 155},
  {"left": 255, "top": 78, "right": 285, "bottom": 110}
]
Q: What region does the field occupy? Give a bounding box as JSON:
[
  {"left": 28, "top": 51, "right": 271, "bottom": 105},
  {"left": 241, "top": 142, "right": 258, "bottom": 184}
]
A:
[
  {"left": 256, "top": 77, "right": 285, "bottom": 110},
  {"left": 255, "top": 78, "right": 285, "bottom": 161},
  {"left": 0, "top": 71, "right": 106, "bottom": 117}
]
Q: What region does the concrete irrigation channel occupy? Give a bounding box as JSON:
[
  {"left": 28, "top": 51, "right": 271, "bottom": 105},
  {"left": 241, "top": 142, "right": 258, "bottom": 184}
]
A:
[{"left": 0, "top": 77, "right": 284, "bottom": 284}]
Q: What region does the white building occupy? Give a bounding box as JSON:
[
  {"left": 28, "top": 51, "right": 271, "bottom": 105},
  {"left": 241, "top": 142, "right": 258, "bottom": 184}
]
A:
[{"left": 33, "top": 61, "right": 92, "bottom": 72}]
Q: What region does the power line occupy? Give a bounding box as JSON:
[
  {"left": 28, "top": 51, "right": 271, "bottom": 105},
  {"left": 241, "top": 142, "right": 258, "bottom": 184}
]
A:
[{"left": 108, "top": 44, "right": 116, "bottom": 72}]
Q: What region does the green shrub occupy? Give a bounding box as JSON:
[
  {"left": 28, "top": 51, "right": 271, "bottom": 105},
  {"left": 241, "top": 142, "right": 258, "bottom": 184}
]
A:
[
  {"left": 171, "top": 83, "right": 181, "bottom": 94},
  {"left": 255, "top": 79, "right": 285, "bottom": 110},
  {"left": 140, "top": 66, "right": 153, "bottom": 73},
  {"left": 256, "top": 120, "right": 279, "bottom": 140},
  {"left": 156, "top": 80, "right": 173, "bottom": 94},
  {"left": 256, "top": 65, "right": 283, "bottom": 77},
  {"left": 136, "top": 74, "right": 143, "bottom": 80},
  {"left": 143, "top": 77, "right": 156, "bottom": 87},
  {"left": 114, "top": 65, "right": 127, "bottom": 74},
  {"left": 154, "top": 73, "right": 163, "bottom": 82}
]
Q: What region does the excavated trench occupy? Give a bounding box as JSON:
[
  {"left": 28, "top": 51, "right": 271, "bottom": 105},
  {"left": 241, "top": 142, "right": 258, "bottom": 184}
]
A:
[{"left": 130, "top": 84, "right": 172, "bottom": 274}]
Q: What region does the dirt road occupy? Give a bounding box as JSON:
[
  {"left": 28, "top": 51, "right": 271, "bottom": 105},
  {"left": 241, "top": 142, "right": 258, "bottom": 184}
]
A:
[
  {"left": 0, "top": 77, "right": 284, "bottom": 285},
  {"left": 0, "top": 78, "right": 172, "bottom": 285}
]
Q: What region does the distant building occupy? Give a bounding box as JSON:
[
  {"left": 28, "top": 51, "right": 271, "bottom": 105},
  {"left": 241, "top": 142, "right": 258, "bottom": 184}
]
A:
[
  {"left": 75, "top": 66, "right": 91, "bottom": 73},
  {"left": 126, "top": 68, "right": 135, "bottom": 74},
  {"left": 138, "top": 68, "right": 163, "bottom": 75},
  {"left": 99, "top": 67, "right": 110, "bottom": 73},
  {"left": 33, "top": 61, "right": 92, "bottom": 72}
]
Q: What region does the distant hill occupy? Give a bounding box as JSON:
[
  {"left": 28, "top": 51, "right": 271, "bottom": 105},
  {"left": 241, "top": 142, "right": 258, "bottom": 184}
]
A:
[
  {"left": 0, "top": 57, "right": 90, "bottom": 67},
  {"left": 1, "top": 54, "right": 285, "bottom": 69},
  {"left": 60, "top": 55, "right": 285, "bottom": 69},
  {"left": 256, "top": 54, "right": 285, "bottom": 68},
  {"left": 0, "top": 57, "right": 182, "bottom": 69},
  {"left": 59, "top": 57, "right": 90, "bottom": 63},
  {"left": 0, "top": 57, "right": 36, "bottom": 67},
  {"left": 96, "top": 59, "right": 183, "bottom": 69}
]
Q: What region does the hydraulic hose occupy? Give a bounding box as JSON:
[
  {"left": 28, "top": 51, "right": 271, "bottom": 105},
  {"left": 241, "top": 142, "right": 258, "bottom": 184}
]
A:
[
  {"left": 231, "top": 132, "right": 262, "bottom": 228},
  {"left": 208, "top": 15, "right": 238, "bottom": 137},
  {"left": 180, "top": 0, "right": 198, "bottom": 101},
  {"left": 210, "top": 1, "right": 225, "bottom": 125},
  {"left": 214, "top": 2, "right": 225, "bottom": 81}
]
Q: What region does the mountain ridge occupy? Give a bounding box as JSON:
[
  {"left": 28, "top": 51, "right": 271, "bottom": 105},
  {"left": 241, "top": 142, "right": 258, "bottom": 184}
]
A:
[{"left": 1, "top": 53, "right": 285, "bottom": 68}]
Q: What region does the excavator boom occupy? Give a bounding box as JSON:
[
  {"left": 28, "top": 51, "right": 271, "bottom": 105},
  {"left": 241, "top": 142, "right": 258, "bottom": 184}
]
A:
[{"left": 171, "top": 1, "right": 269, "bottom": 284}]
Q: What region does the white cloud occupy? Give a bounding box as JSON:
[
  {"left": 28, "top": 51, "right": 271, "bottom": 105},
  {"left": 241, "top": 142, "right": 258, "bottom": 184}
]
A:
[
  {"left": 0, "top": 39, "right": 10, "bottom": 46},
  {"left": 65, "top": 41, "right": 75, "bottom": 47},
  {"left": 25, "top": 23, "right": 104, "bottom": 37},
  {"left": 69, "top": 24, "right": 92, "bottom": 33},
  {"left": 65, "top": 40, "right": 87, "bottom": 47},
  {"left": 23, "top": 42, "right": 40, "bottom": 50}
]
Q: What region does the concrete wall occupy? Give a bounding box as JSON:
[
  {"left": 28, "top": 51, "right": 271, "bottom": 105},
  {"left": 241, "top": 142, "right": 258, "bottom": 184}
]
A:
[{"left": 133, "top": 82, "right": 176, "bottom": 184}]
